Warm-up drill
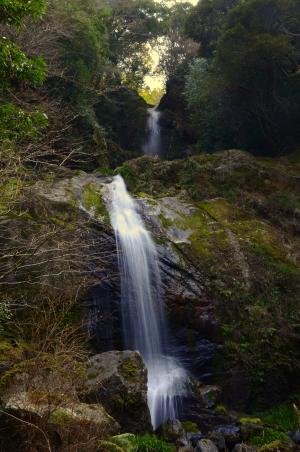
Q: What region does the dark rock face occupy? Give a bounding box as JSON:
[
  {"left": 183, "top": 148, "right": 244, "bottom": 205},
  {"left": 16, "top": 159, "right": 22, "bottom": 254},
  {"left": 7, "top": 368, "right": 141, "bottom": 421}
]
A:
[
  {"left": 213, "top": 425, "right": 241, "bottom": 449},
  {"left": 156, "top": 419, "right": 185, "bottom": 441},
  {"left": 81, "top": 350, "right": 151, "bottom": 433}
]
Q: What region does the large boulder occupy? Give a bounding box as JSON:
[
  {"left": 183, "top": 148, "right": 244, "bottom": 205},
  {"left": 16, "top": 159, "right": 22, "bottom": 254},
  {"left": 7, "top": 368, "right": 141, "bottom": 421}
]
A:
[
  {"left": 2, "top": 391, "right": 119, "bottom": 449},
  {"left": 81, "top": 350, "right": 151, "bottom": 433}
]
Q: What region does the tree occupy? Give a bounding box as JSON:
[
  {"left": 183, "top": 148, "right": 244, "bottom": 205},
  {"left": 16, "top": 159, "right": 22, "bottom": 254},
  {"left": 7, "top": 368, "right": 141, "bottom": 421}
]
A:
[
  {"left": 185, "top": 0, "right": 240, "bottom": 57},
  {"left": 184, "top": 0, "right": 300, "bottom": 155},
  {"left": 0, "top": 0, "right": 47, "bottom": 145},
  {"left": 106, "top": 0, "right": 166, "bottom": 89}
]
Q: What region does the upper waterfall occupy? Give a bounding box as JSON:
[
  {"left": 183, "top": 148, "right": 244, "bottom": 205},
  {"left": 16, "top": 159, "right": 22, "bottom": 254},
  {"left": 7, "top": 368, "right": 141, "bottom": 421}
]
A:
[
  {"left": 107, "top": 175, "right": 187, "bottom": 429},
  {"left": 143, "top": 107, "right": 162, "bottom": 157}
]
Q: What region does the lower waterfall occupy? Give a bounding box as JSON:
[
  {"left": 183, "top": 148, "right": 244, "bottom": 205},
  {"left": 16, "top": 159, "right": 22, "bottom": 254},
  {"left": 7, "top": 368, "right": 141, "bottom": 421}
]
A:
[{"left": 107, "top": 174, "right": 187, "bottom": 429}]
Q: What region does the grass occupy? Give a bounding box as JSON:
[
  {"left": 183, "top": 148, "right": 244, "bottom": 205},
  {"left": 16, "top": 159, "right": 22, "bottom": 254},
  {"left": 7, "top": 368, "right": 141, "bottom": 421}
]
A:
[
  {"left": 249, "top": 428, "right": 290, "bottom": 447},
  {"left": 258, "top": 403, "right": 299, "bottom": 432},
  {"left": 133, "top": 435, "right": 175, "bottom": 452}
]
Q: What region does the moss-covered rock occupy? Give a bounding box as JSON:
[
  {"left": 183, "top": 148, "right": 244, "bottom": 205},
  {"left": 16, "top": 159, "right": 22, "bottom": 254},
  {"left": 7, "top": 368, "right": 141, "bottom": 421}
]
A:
[
  {"left": 81, "top": 350, "right": 151, "bottom": 433},
  {"left": 2, "top": 391, "right": 119, "bottom": 449},
  {"left": 116, "top": 151, "right": 300, "bottom": 410}
]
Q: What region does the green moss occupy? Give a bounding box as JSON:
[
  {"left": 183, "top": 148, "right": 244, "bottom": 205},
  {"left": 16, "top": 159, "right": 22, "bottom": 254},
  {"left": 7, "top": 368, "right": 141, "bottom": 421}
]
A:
[
  {"left": 199, "top": 198, "right": 248, "bottom": 223},
  {"left": 96, "top": 167, "right": 114, "bottom": 176},
  {"left": 98, "top": 440, "right": 124, "bottom": 452},
  {"left": 82, "top": 182, "right": 109, "bottom": 222},
  {"left": 0, "top": 178, "right": 23, "bottom": 214},
  {"left": 119, "top": 357, "right": 140, "bottom": 380},
  {"left": 114, "top": 164, "right": 138, "bottom": 190},
  {"left": 182, "top": 421, "right": 199, "bottom": 433},
  {"left": 112, "top": 394, "right": 137, "bottom": 411},
  {"left": 239, "top": 417, "right": 262, "bottom": 425},
  {"left": 249, "top": 428, "right": 290, "bottom": 447},
  {"left": 99, "top": 434, "right": 136, "bottom": 452},
  {"left": 50, "top": 408, "right": 74, "bottom": 426},
  {"left": 215, "top": 404, "right": 228, "bottom": 415}
]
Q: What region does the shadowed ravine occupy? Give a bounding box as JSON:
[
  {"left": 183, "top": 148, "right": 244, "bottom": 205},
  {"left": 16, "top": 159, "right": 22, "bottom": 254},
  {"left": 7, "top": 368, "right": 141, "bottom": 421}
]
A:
[{"left": 107, "top": 175, "right": 187, "bottom": 429}]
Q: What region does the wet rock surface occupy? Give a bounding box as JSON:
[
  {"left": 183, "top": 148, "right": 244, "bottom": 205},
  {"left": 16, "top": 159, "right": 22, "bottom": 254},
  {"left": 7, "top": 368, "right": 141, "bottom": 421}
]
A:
[{"left": 81, "top": 350, "right": 151, "bottom": 433}]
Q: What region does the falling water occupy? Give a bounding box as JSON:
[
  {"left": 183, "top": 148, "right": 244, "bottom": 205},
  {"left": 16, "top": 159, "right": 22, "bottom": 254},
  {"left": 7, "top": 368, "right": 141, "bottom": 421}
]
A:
[
  {"left": 107, "top": 175, "right": 187, "bottom": 429},
  {"left": 143, "top": 107, "right": 162, "bottom": 157}
]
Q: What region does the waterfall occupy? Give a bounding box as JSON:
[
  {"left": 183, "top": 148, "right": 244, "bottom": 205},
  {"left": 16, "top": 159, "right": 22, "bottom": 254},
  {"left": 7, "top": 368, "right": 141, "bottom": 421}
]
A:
[
  {"left": 143, "top": 107, "right": 162, "bottom": 157},
  {"left": 107, "top": 175, "right": 187, "bottom": 429}
]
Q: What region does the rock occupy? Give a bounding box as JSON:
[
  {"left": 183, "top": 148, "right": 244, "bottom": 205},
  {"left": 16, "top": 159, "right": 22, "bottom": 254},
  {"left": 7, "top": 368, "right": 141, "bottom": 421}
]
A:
[
  {"left": 3, "top": 391, "right": 119, "bottom": 447},
  {"left": 178, "top": 447, "right": 195, "bottom": 452},
  {"left": 157, "top": 419, "right": 185, "bottom": 441},
  {"left": 289, "top": 430, "right": 300, "bottom": 445},
  {"left": 186, "top": 432, "right": 204, "bottom": 447},
  {"left": 197, "top": 438, "right": 219, "bottom": 452},
  {"left": 98, "top": 433, "right": 136, "bottom": 452},
  {"left": 233, "top": 444, "right": 257, "bottom": 452},
  {"left": 197, "top": 385, "right": 222, "bottom": 409},
  {"left": 213, "top": 424, "right": 240, "bottom": 447},
  {"left": 81, "top": 350, "right": 151, "bottom": 433},
  {"left": 208, "top": 431, "right": 226, "bottom": 450},
  {"left": 239, "top": 418, "right": 263, "bottom": 441}
]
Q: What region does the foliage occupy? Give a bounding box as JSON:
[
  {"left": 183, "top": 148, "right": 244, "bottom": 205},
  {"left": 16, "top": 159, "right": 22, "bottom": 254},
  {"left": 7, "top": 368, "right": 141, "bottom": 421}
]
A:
[
  {"left": 185, "top": 0, "right": 239, "bottom": 57},
  {"left": 0, "top": 0, "right": 45, "bottom": 26},
  {"left": 184, "top": 0, "right": 300, "bottom": 155},
  {"left": 258, "top": 403, "right": 299, "bottom": 432},
  {"left": 133, "top": 435, "right": 175, "bottom": 452},
  {"left": 106, "top": 0, "right": 166, "bottom": 89},
  {"left": 139, "top": 86, "right": 165, "bottom": 106},
  {"left": 0, "top": 104, "right": 48, "bottom": 142},
  {"left": 249, "top": 428, "right": 290, "bottom": 447},
  {"left": 0, "top": 38, "right": 46, "bottom": 89}
]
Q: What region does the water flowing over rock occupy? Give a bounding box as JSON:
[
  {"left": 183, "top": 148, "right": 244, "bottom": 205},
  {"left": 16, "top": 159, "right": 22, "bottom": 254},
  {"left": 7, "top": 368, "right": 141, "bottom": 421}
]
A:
[
  {"left": 106, "top": 175, "right": 188, "bottom": 429},
  {"left": 143, "top": 107, "right": 163, "bottom": 157}
]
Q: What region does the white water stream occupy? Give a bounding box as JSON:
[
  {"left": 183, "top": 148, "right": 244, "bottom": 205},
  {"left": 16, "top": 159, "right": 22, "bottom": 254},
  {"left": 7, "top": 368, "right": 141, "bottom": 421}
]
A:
[
  {"left": 107, "top": 175, "right": 187, "bottom": 429},
  {"left": 143, "top": 107, "right": 162, "bottom": 157}
]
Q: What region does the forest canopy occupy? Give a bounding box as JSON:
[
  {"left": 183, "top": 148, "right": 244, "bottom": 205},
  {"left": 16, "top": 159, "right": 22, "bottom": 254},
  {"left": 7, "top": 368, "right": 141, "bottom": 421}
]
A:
[{"left": 182, "top": 0, "right": 300, "bottom": 155}]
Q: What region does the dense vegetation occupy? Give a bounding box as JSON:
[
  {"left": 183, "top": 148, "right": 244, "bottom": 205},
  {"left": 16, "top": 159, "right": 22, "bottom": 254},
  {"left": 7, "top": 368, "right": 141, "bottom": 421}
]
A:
[
  {"left": 0, "top": 0, "right": 300, "bottom": 451},
  {"left": 162, "top": 0, "right": 300, "bottom": 156}
]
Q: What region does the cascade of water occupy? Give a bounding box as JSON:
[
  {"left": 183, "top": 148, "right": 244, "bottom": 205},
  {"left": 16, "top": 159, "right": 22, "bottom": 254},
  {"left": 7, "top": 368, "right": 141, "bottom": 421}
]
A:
[
  {"left": 143, "top": 107, "right": 162, "bottom": 157},
  {"left": 107, "top": 175, "right": 187, "bottom": 429}
]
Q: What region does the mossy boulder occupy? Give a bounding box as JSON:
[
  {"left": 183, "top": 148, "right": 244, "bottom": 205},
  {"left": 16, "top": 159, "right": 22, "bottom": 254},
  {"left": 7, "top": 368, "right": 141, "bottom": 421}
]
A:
[
  {"left": 81, "top": 351, "right": 151, "bottom": 433},
  {"left": 239, "top": 418, "right": 263, "bottom": 441},
  {"left": 196, "top": 384, "right": 222, "bottom": 409},
  {"left": 156, "top": 419, "right": 185, "bottom": 441},
  {"left": 2, "top": 391, "right": 119, "bottom": 448},
  {"left": 98, "top": 433, "right": 136, "bottom": 452}
]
